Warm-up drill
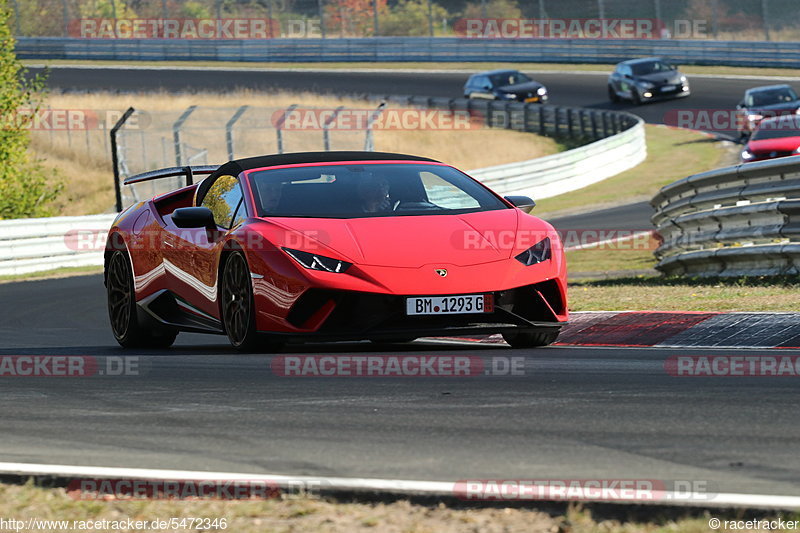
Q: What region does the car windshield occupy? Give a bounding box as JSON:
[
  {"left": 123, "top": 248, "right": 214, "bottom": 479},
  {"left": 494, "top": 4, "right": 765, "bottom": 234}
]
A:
[
  {"left": 248, "top": 163, "right": 508, "bottom": 218},
  {"left": 630, "top": 60, "right": 673, "bottom": 76},
  {"left": 489, "top": 71, "right": 532, "bottom": 87},
  {"left": 748, "top": 87, "right": 799, "bottom": 107},
  {"left": 751, "top": 117, "right": 800, "bottom": 140}
]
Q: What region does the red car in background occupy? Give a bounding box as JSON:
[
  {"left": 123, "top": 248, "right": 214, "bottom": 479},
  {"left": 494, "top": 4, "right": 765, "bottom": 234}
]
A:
[
  {"left": 105, "top": 152, "right": 568, "bottom": 351},
  {"left": 741, "top": 116, "right": 800, "bottom": 163}
]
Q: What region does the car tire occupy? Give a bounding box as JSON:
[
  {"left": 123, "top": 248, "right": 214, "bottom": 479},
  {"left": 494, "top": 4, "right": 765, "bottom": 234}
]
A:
[
  {"left": 106, "top": 249, "right": 177, "bottom": 349},
  {"left": 502, "top": 330, "right": 559, "bottom": 348},
  {"left": 220, "top": 251, "right": 263, "bottom": 352},
  {"left": 608, "top": 85, "right": 620, "bottom": 103}
]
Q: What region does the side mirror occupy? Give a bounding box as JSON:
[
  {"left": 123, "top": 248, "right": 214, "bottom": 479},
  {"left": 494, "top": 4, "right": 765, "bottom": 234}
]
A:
[
  {"left": 624, "top": 73, "right": 633, "bottom": 80},
  {"left": 172, "top": 207, "right": 216, "bottom": 231},
  {"left": 504, "top": 195, "right": 536, "bottom": 213},
  {"left": 482, "top": 84, "right": 493, "bottom": 90}
]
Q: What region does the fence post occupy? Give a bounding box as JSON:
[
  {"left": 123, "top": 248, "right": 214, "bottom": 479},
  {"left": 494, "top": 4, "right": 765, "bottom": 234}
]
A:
[
  {"left": 567, "top": 108, "right": 574, "bottom": 138},
  {"left": 597, "top": 0, "right": 605, "bottom": 19},
  {"left": 373, "top": 0, "right": 379, "bottom": 36},
  {"left": 553, "top": 107, "right": 561, "bottom": 136},
  {"left": 225, "top": 105, "right": 249, "bottom": 160},
  {"left": 61, "top": 0, "right": 69, "bottom": 37},
  {"left": 161, "top": 0, "right": 168, "bottom": 19},
  {"left": 111, "top": 107, "right": 136, "bottom": 213},
  {"left": 11, "top": 0, "right": 20, "bottom": 35},
  {"left": 275, "top": 104, "right": 297, "bottom": 154},
  {"left": 323, "top": 106, "right": 344, "bottom": 151},
  {"left": 590, "top": 111, "right": 598, "bottom": 138},
  {"left": 319, "top": 0, "right": 326, "bottom": 38},
  {"left": 427, "top": 0, "right": 434, "bottom": 37},
  {"left": 538, "top": 0, "right": 546, "bottom": 18},
  {"left": 761, "top": 0, "right": 771, "bottom": 41},
  {"left": 364, "top": 102, "right": 386, "bottom": 151},
  {"left": 173, "top": 106, "right": 197, "bottom": 166}
]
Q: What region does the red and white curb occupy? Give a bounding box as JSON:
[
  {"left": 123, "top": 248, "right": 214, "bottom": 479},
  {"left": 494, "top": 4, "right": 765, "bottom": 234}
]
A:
[
  {"left": 432, "top": 311, "right": 800, "bottom": 349},
  {"left": 0, "top": 462, "right": 798, "bottom": 510}
]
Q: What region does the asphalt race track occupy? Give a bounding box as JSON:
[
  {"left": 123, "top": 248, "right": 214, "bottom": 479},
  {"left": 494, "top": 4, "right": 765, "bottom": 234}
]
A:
[
  {"left": 30, "top": 66, "right": 783, "bottom": 139},
  {"left": 2, "top": 274, "right": 800, "bottom": 498}
]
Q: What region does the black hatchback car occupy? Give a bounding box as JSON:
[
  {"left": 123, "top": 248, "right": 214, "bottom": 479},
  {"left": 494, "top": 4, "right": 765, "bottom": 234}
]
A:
[
  {"left": 608, "top": 57, "right": 690, "bottom": 105},
  {"left": 463, "top": 70, "right": 548, "bottom": 103}
]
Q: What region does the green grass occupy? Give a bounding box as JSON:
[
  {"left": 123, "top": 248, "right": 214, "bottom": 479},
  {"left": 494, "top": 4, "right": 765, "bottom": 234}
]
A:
[
  {"left": 536, "top": 124, "right": 733, "bottom": 218},
  {"left": 23, "top": 59, "right": 800, "bottom": 78},
  {"left": 569, "top": 275, "right": 800, "bottom": 312},
  {"left": 0, "top": 265, "right": 102, "bottom": 284}
]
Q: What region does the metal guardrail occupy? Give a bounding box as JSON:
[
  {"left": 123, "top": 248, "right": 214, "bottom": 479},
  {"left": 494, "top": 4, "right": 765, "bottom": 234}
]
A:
[
  {"left": 16, "top": 37, "right": 800, "bottom": 67},
  {"left": 0, "top": 214, "right": 116, "bottom": 276},
  {"left": 2, "top": 97, "right": 645, "bottom": 276},
  {"left": 652, "top": 157, "right": 800, "bottom": 277}
]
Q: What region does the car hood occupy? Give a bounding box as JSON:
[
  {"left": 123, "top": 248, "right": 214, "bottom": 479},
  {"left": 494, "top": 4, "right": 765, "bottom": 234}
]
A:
[
  {"left": 498, "top": 81, "right": 544, "bottom": 94},
  {"left": 636, "top": 71, "right": 682, "bottom": 85},
  {"left": 747, "top": 137, "right": 800, "bottom": 153},
  {"left": 255, "top": 208, "right": 553, "bottom": 268}
]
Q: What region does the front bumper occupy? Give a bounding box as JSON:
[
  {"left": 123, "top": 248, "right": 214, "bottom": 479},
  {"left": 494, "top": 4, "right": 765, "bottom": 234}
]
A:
[{"left": 257, "top": 280, "right": 567, "bottom": 341}]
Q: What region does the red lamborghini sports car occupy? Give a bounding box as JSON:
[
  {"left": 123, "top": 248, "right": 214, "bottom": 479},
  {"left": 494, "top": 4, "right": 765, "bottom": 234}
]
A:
[{"left": 104, "top": 152, "right": 567, "bottom": 351}]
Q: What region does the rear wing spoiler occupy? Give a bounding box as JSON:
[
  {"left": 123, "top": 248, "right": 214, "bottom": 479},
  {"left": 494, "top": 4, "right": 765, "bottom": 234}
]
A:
[{"left": 123, "top": 165, "right": 220, "bottom": 186}]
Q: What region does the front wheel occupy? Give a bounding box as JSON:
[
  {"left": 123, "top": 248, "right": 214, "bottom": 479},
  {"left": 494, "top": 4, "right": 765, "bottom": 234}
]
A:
[
  {"left": 608, "top": 85, "right": 620, "bottom": 103},
  {"left": 106, "top": 250, "right": 177, "bottom": 348},
  {"left": 220, "top": 251, "right": 261, "bottom": 351},
  {"left": 502, "top": 330, "right": 559, "bottom": 348}
]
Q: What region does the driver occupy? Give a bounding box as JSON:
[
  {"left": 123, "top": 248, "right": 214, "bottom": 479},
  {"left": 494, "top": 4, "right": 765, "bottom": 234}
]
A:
[
  {"left": 261, "top": 181, "right": 283, "bottom": 212},
  {"left": 356, "top": 173, "right": 390, "bottom": 213}
]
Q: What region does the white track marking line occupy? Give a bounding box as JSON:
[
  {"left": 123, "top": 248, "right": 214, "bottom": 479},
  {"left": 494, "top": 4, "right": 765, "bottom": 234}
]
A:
[{"left": 0, "top": 462, "right": 798, "bottom": 509}]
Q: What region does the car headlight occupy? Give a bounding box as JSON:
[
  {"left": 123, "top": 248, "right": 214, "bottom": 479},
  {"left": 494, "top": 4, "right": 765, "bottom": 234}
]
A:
[
  {"left": 536, "top": 87, "right": 547, "bottom": 96},
  {"left": 500, "top": 93, "right": 517, "bottom": 100},
  {"left": 741, "top": 149, "right": 755, "bottom": 161},
  {"left": 747, "top": 113, "right": 763, "bottom": 123},
  {"left": 515, "top": 237, "right": 551, "bottom": 266},
  {"left": 283, "top": 248, "right": 352, "bottom": 273},
  {"left": 794, "top": 146, "right": 800, "bottom": 154},
  {"left": 680, "top": 75, "right": 687, "bottom": 83}
]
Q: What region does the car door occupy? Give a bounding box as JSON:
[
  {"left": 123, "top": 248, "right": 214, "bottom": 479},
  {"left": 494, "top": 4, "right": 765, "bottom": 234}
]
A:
[
  {"left": 617, "top": 65, "right": 634, "bottom": 97},
  {"left": 164, "top": 174, "right": 244, "bottom": 317}
]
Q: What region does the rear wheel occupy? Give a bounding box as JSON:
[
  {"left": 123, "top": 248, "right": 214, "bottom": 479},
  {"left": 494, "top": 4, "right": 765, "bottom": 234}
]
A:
[
  {"left": 106, "top": 250, "right": 177, "bottom": 348},
  {"left": 220, "top": 251, "right": 261, "bottom": 351},
  {"left": 502, "top": 330, "right": 559, "bottom": 348}
]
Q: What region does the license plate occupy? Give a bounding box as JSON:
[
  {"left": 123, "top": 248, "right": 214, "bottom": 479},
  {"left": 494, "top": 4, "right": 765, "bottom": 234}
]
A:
[
  {"left": 660, "top": 85, "right": 675, "bottom": 92},
  {"left": 524, "top": 96, "right": 539, "bottom": 103},
  {"left": 406, "top": 294, "right": 493, "bottom": 316}
]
